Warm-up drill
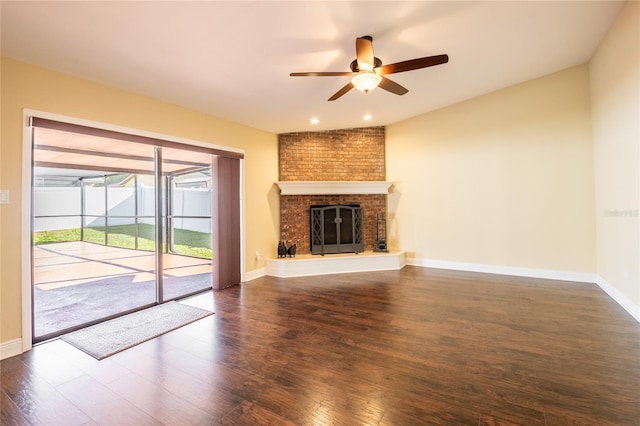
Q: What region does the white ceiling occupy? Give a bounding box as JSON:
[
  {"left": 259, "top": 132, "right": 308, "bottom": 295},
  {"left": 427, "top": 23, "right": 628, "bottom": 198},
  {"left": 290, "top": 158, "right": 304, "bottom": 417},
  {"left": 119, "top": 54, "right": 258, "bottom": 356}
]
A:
[{"left": 1, "top": 1, "right": 624, "bottom": 134}]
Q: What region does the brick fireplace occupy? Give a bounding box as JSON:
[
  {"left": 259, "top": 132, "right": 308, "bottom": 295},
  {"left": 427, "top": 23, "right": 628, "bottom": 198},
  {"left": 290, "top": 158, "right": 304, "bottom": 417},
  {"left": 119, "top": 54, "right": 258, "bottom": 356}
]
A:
[{"left": 278, "top": 127, "right": 388, "bottom": 255}]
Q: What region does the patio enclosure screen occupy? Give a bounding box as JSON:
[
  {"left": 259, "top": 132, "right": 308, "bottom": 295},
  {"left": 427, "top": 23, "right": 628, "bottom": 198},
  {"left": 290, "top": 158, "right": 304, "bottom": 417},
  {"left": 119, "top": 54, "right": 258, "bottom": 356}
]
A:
[{"left": 34, "top": 173, "right": 213, "bottom": 254}]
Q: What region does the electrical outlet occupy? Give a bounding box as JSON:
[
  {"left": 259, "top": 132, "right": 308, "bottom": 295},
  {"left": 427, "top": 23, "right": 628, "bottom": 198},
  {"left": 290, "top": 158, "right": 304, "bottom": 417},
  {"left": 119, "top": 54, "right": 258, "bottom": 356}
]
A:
[
  {"left": 0, "top": 190, "right": 9, "bottom": 205},
  {"left": 255, "top": 250, "right": 261, "bottom": 261}
]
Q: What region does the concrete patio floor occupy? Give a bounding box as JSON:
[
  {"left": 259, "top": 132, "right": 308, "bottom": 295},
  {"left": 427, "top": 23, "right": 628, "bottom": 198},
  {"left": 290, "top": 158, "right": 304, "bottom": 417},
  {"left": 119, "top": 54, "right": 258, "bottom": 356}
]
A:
[{"left": 33, "top": 241, "right": 212, "bottom": 338}]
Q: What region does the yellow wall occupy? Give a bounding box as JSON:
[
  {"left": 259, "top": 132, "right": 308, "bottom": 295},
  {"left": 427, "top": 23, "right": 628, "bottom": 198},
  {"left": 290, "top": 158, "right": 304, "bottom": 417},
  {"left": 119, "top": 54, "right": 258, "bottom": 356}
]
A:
[
  {"left": 3, "top": 4, "right": 638, "bottom": 349},
  {"left": 0, "top": 58, "right": 279, "bottom": 344},
  {"left": 590, "top": 1, "right": 639, "bottom": 311},
  {"left": 386, "top": 65, "right": 595, "bottom": 273}
]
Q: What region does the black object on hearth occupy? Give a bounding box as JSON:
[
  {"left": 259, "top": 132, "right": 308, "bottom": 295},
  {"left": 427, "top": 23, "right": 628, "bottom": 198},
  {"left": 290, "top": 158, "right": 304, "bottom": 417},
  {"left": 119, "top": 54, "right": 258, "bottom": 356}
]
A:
[
  {"left": 374, "top": 212, "right": 388, "bottom": 252},
  {"left": 278, "top": 241, "right": 297, "bottom": 258}
]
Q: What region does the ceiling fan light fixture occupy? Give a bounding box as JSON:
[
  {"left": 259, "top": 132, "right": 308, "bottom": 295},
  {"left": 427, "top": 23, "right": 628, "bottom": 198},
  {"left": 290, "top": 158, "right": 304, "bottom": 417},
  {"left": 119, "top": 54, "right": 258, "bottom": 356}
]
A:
[{"left": 351, "top": 72, "right": 382, "bottom": 93}]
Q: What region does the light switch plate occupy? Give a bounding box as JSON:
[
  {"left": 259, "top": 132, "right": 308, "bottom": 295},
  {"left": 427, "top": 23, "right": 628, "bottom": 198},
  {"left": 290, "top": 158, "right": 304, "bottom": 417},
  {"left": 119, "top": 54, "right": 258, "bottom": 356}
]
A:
[{"left": 0, "top": 190, "right": 9, "bottom": 204}]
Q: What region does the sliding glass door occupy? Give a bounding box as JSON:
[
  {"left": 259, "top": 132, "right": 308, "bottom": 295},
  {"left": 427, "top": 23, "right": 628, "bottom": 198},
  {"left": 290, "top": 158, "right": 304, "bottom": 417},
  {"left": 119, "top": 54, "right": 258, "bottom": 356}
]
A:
[
  {"left": 31, "top": 124, "right": 215, "bottom": 342},
  {"left": 161, "top": 147, "right": 213, "bottom": 301},
  {"left": 164, "top": 150, "right": 213, "bottom": 300}
]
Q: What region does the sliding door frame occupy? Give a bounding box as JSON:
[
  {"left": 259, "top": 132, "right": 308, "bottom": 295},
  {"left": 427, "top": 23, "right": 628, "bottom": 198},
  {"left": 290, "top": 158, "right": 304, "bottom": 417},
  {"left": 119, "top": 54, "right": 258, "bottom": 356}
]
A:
[{"left": 21, "top": 109, "right": 245, "bottom": 352}]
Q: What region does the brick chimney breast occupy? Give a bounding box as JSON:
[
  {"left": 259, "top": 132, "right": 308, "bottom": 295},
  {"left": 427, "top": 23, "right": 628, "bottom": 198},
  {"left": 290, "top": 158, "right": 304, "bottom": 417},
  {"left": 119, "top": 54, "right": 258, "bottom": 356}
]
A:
[{"left": 278, "top": 127, "right": 387, "bottom": 255}]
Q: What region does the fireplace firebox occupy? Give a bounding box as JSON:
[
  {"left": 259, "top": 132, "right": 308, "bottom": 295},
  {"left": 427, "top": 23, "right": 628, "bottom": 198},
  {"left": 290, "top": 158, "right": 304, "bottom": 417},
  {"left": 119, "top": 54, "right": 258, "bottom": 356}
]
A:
[{"left": 310, "top": 204, "right": 364, "bottom": 255}]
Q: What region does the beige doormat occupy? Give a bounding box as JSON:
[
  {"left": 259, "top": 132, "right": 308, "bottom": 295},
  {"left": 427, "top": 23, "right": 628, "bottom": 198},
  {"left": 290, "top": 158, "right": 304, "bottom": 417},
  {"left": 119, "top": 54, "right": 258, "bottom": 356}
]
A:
[{"left": 61, "top": 301, "right": 213, "bottom": 360}]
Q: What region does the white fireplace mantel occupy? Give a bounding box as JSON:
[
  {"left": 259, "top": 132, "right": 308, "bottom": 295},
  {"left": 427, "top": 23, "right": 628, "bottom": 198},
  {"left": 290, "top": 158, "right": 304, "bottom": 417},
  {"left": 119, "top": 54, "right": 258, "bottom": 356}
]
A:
[{"left": 275, "top": 181, "right": 393, "bottom": 195}]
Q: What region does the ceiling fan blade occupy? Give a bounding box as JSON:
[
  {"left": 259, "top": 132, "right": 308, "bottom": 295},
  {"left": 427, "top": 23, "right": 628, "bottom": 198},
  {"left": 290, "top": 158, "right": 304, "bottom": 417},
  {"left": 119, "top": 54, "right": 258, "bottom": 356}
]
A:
[
  {"left": 328, "top": 82, "right": 354, "bottom": 101},
  {"left": 378, "top": 76, "right": 408, "bottom": 96},
  {"left": 356, "top": 36, "right": 375, "bottom": 71},
  {"left": 377, "top": 54, "right": 449, "bottom": 75},
  {"left": 290, "top": 71, "right": 357, "bottom": 77}
]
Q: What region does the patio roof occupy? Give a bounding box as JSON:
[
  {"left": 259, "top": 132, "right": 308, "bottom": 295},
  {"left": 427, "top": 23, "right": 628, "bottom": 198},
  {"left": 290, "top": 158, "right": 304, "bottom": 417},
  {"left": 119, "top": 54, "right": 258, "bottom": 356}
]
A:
[{"left": 34, "top": 127, "right": 213, "bottom": 178}]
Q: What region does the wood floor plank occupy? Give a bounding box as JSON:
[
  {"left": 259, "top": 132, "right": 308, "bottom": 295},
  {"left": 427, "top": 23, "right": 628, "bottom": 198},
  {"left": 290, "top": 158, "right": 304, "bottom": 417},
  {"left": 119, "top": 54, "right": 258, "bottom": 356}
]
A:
[
  {"left": 106, "top": 372, "right": 218, "bottom": 424},
  {"left": 378, "top": 392, "right": 481, "bottom": 426},
  {"left": 110, "top": 347, "right": 244, "bottom": 419},
  {"left": 2, "top": 266, "right": 638, "bottom": 425},
  {"left": 0, "top": 357, "right": 91, "bottom": 425},
  {"left": 220, "top": 400, "right": 295, "bottom": 426},
  {"left": 55, "top": 375, "right": 162, "bottom": 425},
  {"left": 20, "top": 339, "right": 130, "bottom": 387},
  {"left": 1, "top": 390, "right": 32, "bottom": 426}
]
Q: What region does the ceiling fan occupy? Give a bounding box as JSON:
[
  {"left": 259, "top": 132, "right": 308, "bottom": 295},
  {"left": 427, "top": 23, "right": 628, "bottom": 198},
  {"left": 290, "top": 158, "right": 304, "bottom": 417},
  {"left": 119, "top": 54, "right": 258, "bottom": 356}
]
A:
[{"left": 290, "top": 35, "right": 449, "bottom": 101}]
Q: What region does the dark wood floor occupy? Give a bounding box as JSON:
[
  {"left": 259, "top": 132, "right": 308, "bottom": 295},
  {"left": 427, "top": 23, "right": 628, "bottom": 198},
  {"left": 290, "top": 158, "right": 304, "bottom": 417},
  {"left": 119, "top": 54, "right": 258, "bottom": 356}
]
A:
[{"left": 2, "top": 266, "right": 639, "bottom": 425}]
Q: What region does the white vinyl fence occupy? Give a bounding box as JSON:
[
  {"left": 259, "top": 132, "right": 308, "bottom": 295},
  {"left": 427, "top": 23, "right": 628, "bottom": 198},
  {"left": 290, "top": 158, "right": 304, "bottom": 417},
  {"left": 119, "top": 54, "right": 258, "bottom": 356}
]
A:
[{"left": 33, "top": 186, "right": 212, "bottom": 234}]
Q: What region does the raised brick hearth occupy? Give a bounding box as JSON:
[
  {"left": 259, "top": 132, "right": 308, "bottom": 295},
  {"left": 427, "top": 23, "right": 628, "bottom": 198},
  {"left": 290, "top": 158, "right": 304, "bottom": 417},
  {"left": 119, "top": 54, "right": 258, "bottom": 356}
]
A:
[{"left": 278, "top": 127, "right": 387, "bottom": 255}]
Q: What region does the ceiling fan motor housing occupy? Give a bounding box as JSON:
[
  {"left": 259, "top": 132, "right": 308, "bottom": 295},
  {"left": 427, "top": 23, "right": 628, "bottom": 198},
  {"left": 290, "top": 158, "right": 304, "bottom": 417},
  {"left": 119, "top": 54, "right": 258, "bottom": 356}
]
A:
[{"left": 350, "top": 57, "right": 383, "bottom": 72}]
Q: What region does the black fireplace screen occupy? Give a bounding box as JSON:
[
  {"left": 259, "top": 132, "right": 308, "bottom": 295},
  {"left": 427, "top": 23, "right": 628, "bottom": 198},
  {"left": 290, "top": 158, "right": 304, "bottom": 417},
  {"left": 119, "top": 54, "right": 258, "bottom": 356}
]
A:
[{"left": 310, "top": 204, "right": 363, "bottom": 255}]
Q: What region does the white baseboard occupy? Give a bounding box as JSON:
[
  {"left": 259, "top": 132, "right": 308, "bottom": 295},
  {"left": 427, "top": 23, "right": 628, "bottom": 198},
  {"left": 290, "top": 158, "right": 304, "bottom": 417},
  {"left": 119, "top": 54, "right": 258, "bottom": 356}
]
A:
[
  {"left": 409, "top": 257, "right": 639, "bottom": 324},
  {"left": 243, "top": 267, "right": 266, "bottom": 282},
  {"left": 595, "top": 275, "right": 640, "bottom": 323},
  {"left": 1, "top": 338, "right": 23, "bottom": 360},
  {"left": 409, "top": 257, "right": 596, "bottom": 283}
]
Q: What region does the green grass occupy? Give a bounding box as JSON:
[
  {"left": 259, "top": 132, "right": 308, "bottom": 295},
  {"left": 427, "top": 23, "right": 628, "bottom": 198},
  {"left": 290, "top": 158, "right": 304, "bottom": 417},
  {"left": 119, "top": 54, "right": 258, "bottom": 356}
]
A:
[
  {"left": 34, "top": 228, "right": 82, "bottom": 244},
  {"left": 34, "top": 223, "right": 212, "bottom": 259}
]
